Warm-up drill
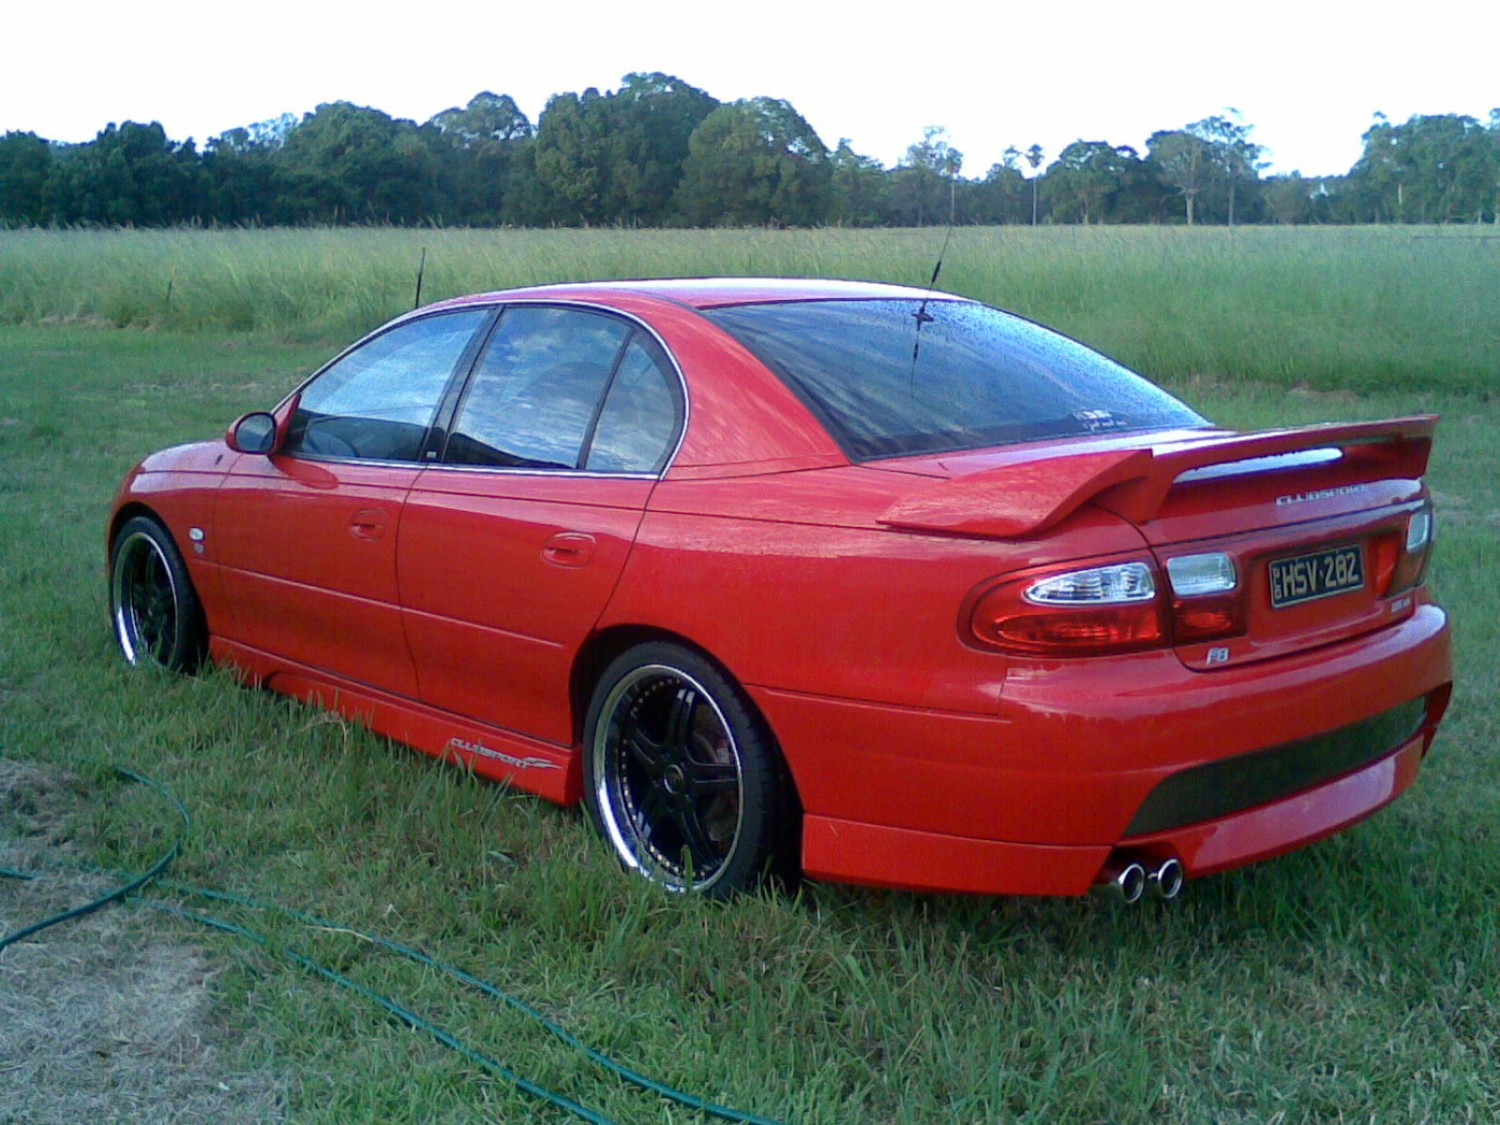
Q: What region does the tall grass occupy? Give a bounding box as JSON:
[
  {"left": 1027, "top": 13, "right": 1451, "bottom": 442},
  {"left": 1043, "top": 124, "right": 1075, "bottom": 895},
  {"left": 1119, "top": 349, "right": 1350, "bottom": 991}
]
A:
[{"left": 2, "top": 226, "right": 1497, "bottom": 394}]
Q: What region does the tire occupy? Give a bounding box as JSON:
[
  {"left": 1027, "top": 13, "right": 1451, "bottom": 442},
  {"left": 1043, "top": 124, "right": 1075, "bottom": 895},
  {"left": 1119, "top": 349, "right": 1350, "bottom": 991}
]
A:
[
  {"left": 109, "top": 515, "right": 206, "bottom": 673},
  {"left": 582, "top": 643, "right": 793, "bottom": 897}
]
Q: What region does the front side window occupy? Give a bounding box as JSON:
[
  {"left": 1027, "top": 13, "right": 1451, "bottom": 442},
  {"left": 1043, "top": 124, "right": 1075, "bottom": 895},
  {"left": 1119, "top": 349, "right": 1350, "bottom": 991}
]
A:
[
  {"left": 702, "top": 299, "right": 1207, "bottom": 460},
  {"left": 445, "top": 306, "right": 679, "bottom": 473},
  {"left": 285, "top": 309, "right": 490, "bottom": 461}
]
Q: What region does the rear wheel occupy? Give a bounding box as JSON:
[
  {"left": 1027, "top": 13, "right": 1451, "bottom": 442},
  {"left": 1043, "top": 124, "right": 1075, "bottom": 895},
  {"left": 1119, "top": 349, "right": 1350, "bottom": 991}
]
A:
[
  {"left": 109, "top": 515, "right": 205, "bottom": 673},
  {"left": 582, "top": 643, "right": 792, "bottom": 897}
]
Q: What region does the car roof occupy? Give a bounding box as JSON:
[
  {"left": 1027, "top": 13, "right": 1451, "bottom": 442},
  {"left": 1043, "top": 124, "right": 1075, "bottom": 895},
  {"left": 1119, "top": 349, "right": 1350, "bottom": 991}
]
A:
[{"left": 436, "top": 277, "right": 946, "bottom": 310}]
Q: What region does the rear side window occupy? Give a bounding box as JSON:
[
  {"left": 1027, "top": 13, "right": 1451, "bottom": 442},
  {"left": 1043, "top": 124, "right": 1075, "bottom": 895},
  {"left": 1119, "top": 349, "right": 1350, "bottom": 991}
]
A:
[
  {"left": 585, "top": 335, "right": 681, "bottom": 473},
  {"left": 445, "top": 307, "right": 630, "bottom": 469},
  {"left": 702, "top": 299, "right": 1206, "bottom": 460},
  {"left": 444, "top": 306, "right": 681, "bottom": 473}
]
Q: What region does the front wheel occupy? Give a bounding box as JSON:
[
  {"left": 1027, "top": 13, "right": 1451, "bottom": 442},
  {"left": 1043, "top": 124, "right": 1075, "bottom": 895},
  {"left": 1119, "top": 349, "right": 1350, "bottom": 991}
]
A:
[
  {"left": 582, "top": 643, "right": 793, "bottom": 897},
  {"left": 109, "top": 515, "right": 206, "bottom": 673}
]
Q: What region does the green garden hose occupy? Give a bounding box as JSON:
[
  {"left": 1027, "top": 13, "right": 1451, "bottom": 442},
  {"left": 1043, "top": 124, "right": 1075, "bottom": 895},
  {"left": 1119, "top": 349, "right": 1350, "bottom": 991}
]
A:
[
  {"left": 0, "top": 764, "right": 791, "bottom": 1125},
  {"left": 0, "top": 767, "right": 188, "bottom": 952}
]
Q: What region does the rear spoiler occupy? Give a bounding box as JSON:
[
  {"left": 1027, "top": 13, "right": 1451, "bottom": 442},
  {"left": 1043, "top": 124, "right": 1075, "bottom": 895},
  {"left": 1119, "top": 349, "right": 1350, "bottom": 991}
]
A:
[{"left": 878, "top": 415, "right": 1436, "bottom": 539}]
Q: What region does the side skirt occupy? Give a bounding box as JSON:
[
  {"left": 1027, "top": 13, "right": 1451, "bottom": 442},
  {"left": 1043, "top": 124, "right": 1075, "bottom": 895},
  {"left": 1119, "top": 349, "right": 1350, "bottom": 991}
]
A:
[{"left": 210, "top": 637, "right": 583, "bottom": 805}]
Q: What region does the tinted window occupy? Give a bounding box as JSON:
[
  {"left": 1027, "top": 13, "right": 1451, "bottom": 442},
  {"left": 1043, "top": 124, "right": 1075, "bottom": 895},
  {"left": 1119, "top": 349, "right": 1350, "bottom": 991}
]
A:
[
  {"left": 445, "top": 307, "right": 631, "bottom": 470},
  {"left": 286, "top": 310, "right": 489, "bottom": 461},
  {"left": 703, "top": 299, "right": 1206, "bottom": 460},
  {"left": 584, "top": 336, "right": 681, "bottom": 473}
]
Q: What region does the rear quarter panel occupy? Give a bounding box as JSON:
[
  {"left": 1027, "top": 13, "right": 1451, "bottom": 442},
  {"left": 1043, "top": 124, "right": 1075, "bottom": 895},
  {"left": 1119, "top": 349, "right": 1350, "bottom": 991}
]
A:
[{"left": 599, "top": 473, "right": 1148, "bottom": 713}]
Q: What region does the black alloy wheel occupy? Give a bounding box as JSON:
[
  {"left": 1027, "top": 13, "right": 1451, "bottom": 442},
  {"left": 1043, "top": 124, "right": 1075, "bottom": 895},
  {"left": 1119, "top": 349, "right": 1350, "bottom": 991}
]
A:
[
  {"left": 583, "top": 643, "right": 792, "bottom": 897},
  {"left": 109, "top": 515, "right": 205, "bottom": 673}
]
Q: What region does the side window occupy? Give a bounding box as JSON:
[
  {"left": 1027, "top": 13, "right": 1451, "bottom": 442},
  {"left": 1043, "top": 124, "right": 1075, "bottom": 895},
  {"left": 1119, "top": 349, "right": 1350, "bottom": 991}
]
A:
[
  {"left": 584, "top": 336, "right": 681, "bottom": 473},
  {"left": 445, "top": 307, "right": 631, "bottom": 469},
  {"left": 285, "top": 310, "right": 489, "bottom": 462}
]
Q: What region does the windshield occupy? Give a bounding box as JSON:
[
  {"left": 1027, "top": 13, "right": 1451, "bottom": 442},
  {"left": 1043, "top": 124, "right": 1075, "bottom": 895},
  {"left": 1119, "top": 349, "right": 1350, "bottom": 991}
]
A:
[{"left": 702, "top": 298, "right": 1207, "bottom": 460}]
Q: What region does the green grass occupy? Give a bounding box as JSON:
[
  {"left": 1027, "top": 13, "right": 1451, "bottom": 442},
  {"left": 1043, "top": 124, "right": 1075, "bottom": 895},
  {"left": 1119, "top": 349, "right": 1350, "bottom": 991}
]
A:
[
  {"left": 1, "top": 228, "right": 1498, "bottom": 1123},
  {"left": 2, "top": 226, "right": 1497, "bottom": 395}
]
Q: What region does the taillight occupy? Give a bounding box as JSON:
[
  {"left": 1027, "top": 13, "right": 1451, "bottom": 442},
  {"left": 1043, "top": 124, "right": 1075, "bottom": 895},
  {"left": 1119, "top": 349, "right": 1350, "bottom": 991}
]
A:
[
  {"left": 967, "top": 560, "right": 1168, "bottom": 656},
  {"left": 1386, "top": 506, "right": 1434, "bottom": 595},
  {"left": 1027, "top": 561, "right": 1156, "bottom": 605},
  {"left": 968, "top": 552, "right": 1254, "bottom": 658},
  {"left": 1370, "top": 531, "right": 1402, "bottom": 595},
  {"left": 1165, "top": 551, "right": 1245, "bottom": 644}
]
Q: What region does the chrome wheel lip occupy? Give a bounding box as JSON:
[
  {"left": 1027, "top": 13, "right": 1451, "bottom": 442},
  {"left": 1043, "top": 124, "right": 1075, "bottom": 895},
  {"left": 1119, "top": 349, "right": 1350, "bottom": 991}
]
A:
[
  {"left": 110, "top": 529, "right": 179, "bottom": 666},
  {"left": 590, "top": 663, "right": 746, "bottom": 893}
]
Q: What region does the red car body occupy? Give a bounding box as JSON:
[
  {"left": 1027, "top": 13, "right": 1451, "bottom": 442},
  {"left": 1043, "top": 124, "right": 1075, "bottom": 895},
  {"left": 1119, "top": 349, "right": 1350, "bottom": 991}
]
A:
[{"left": 108, "top": 279, "right": 1453, "bottom": 899}]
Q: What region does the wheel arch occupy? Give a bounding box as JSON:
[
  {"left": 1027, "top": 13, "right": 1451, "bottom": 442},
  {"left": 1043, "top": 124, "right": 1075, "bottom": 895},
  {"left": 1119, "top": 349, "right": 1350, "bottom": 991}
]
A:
[
  {"left": 569, "top": 624, "right": 804, "bottom": 816},
  {"left": 108, "top": 501, "right": 168, "bottom": 557},
  {"left": 571, "top": 625, "right": 731, "bottom": 742}
]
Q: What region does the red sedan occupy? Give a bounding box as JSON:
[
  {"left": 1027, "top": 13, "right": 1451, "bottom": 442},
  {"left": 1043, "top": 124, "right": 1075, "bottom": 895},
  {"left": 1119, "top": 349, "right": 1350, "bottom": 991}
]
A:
[{"left": 108, "top": 279, "right": 1452, "bottom": 900}]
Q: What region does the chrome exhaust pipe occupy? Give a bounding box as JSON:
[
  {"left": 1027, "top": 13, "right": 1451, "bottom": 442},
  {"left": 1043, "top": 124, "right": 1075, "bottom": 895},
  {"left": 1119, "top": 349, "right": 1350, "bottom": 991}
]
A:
[
  {"left": 1091, "top": 861, "right": 1146, "bottom": 904},
  {"left": 1147, "top": 858, "right": 1184, "bottom": 901}
]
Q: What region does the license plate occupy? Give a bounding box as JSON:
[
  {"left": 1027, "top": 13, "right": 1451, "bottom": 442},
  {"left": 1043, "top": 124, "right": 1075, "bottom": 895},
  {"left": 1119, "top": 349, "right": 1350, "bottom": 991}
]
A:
[{"left": 1269, "top": 545, "right": 1365, "bottom": 608}]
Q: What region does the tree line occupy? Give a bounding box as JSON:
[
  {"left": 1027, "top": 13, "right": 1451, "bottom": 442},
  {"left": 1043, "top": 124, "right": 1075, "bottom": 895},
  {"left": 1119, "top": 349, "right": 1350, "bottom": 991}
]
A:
[{"left": 2, "top": 74, "right": 1498, "bottom": 228}]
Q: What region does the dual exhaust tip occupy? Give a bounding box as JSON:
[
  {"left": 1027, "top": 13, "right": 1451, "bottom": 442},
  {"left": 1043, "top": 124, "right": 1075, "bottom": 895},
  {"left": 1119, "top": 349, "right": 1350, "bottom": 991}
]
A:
[{"left": 1092, "top": 857, "right": 1183, "bottom": 904}]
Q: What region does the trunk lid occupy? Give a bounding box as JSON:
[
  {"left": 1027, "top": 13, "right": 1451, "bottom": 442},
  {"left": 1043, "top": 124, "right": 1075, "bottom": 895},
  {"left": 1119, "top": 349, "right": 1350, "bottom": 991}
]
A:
[
  {"left": 1112, "top": 420, "right": 1433, "bottom": 670},
  {"left": 874, "top": 417, "right": 1436, "bottom": 668}
]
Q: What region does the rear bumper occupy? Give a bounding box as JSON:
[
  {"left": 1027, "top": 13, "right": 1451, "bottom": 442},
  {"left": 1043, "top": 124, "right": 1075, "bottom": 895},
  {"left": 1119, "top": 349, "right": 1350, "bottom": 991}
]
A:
[
  {"left": 801, "top": 731, "right": 1429, "bottom": 896},
  {"left": 757, "top": 602, "right": 1451, "bottom": 895},
  {"left": 1124, "top": 732, "right": 1428, "bottom": 877}
]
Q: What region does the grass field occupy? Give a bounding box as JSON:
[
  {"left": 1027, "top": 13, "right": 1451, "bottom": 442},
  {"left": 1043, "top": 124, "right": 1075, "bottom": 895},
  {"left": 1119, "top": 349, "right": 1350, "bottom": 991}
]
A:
[
  {"left": 2, "top": 225, "right": 1497, "bottom": 395},
  {"left": 1, "top": 227, "right": 1497, "bottom": 1123}
]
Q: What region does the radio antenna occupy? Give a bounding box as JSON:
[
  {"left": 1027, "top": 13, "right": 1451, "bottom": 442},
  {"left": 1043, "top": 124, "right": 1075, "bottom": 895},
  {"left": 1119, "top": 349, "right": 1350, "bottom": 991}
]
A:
[
  {"left": 908, "top": 223, "right": 954, "bottom": 389},
  {"left": 413, "top": 246, "right": 428, "bottom": 309}
]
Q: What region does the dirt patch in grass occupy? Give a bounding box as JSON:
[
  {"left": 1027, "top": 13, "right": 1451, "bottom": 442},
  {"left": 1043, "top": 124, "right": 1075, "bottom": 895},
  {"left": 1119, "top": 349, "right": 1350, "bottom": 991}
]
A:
[{"left": 0, "top": 758, "right": 286, "bottom": 1124}]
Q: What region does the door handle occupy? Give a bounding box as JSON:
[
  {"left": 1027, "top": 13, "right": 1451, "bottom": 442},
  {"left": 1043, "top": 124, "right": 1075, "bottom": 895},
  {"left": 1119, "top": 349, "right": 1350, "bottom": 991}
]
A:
[
  {"left": 350, "top": 508, "right": 389, "bottom": 540},
  {"left": 542, "top": 532, "right": 596, "bottom": 568}
]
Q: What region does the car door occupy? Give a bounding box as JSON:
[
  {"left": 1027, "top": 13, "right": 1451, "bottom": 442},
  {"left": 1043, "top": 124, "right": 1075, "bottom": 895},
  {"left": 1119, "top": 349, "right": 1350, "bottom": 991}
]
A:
[
  {"left": 399, "top": 304, "right": 684, "bottom": 745},
  {"left": 213, "top": 307, "right": 493, "bottom": 697}
]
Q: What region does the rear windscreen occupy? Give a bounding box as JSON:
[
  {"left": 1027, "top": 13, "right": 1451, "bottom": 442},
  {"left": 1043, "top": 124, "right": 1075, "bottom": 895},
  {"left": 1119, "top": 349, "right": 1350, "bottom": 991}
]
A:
[{"left": 702, "top": 299, "right": 1207, "bottom": 460}]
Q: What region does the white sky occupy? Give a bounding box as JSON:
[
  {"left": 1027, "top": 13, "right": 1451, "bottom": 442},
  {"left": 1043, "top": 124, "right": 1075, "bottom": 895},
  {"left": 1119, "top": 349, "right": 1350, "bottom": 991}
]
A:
[{"left": 4, "top": 0, "right": 1497, "bottom": 177}]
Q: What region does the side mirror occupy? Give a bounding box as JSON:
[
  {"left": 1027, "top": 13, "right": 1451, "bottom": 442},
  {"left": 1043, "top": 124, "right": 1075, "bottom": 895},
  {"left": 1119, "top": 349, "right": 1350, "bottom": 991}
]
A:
[{"left": 226, "top": 412, "right": 278, "bottom": 455}]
